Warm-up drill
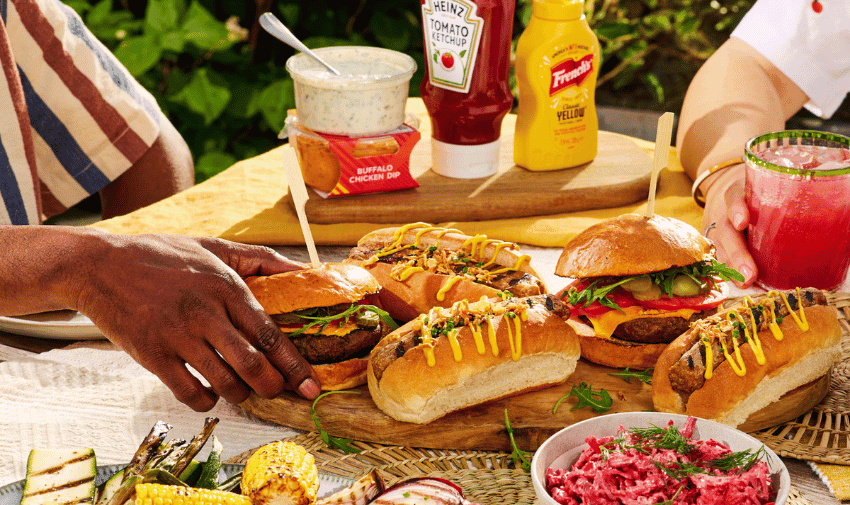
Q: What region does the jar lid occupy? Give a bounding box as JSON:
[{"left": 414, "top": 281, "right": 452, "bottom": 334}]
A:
[{"left": 533, "top": 0, "right": 584, "bottom": 20}]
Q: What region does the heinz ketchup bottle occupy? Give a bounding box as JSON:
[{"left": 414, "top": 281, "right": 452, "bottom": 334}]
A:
[{"left": 420, "top": 0, "right": 515, "bottom": 179}]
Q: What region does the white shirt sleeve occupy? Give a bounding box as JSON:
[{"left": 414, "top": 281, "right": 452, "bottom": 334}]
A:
[{"left": 731, "top": 0, "right": 850, "bottom": 118}]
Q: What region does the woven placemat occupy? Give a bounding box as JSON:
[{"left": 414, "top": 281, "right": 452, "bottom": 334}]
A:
[
  {"left": 227, "top": 431, "right": 814, "bottom": 504},
  {"left": 748, "top": 291, "right": 850, "bottom": 464}
]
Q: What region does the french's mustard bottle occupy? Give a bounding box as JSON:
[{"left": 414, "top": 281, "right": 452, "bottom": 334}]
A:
[{"left": 514, "top": 0, "right": 600, "bottom": 171}]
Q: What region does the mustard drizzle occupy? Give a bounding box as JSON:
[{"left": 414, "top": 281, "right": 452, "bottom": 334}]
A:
[
  {"left": 700, "top": 288, "right": 810, "bottom": 380},
  {"left": 410, "top": 299, "right": 532, "bottom": 367},
  {"left": 436, "top": 276, "right": 463, "bottom": 301}
]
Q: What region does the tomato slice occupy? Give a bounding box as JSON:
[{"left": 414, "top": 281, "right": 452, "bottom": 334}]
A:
[{"left": 556, "top": 278, "right": 729, "bottom": 317}]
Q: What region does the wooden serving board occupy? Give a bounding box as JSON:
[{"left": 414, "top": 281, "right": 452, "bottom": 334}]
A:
[
  {"left": 298, "top": 119, "right": 654, "bottom": 224},
  {"left": 240, "top": 358, "right": 829, "bottom": 452},
  {"left": 241, "top": 359, "right": 652, "bottom": 452}
]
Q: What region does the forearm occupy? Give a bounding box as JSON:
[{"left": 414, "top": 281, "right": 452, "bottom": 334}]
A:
[
  {"left": 0, "top": 225, "right": 107, "bottom": 316},
  {"left": 100, "top": 114, "right": 195, "bottom": 219},
  {"left": 676, "top": 38, "right": 809, "bottom": 185}
]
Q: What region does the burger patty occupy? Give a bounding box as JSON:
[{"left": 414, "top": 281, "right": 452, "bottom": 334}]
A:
[
  {"left": 272, "top": 302, "right": 392, "bottom": 365},
  {"left": 668, "top": 288, "right": 827, "bottom": 397},
  {"left": 610, "top": 309, "right": 718, "bottom": 344},
  {"left": 286, "top": 326, "right": 389, "bottom": 365},
  {"left": 348, "top": 245, "right": 543, "bottom": 297}
]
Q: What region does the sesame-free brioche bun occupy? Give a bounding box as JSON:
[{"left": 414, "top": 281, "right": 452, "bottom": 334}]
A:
[
  {"left": 246, "top": 263, "right": 380, "bottom": 315},
  {"left": 555, "top": 213, "right": 714, "bottom": 278},
  {"left": 245, "top": 263, "right": 383, "bottom": 391}
]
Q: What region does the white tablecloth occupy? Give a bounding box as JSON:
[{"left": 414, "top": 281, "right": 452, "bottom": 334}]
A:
[{"left": 0, "top": 341, "right": 301, "bottom": 486}]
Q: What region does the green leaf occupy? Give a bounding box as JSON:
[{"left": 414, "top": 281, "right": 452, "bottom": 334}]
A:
[
  {"left": 64, "top": 1, "right": 91, "bottom": 16},
  {"left": 312, "top": 391, "right": 362, "bottom": 454},
  {"left": 113, "top": 35, "right": 163, "bottom": 76},
  {"left": 609, "top": 367, "right": 654, "bottom": 385},
  {"left": 195, "top": 151, "right": 236, "bottom": 182},
  {"left": 170, "top": 68, "right": 231, "bottom": 125},
  {"left": 252, "top": 79, "right": 295, "bottom": 133},
  {"left": 504, "top": 410, "right": 531, "bottom": 472},
  {"left": 643, "top": 13, "right": 673, "bottom": 31},
  {"left": 594, "top": 22, "right": 633, "bottom": 40},
  {"left": 554, "top": 382, "right": 613, "bottom": 414},
  {"left": 86, "top": 0, "right": 113, "bottom": 26},
  {"left": 146, "top": 0, "right": 182, "bottom": 33},
  {"left": 278, "top": 4, "right": 300, "bottom": 27},
  {"left": 371, "top": 12, "right": 411, "bottom": 51},
  {"left": 675, "top": 11, "right": 700, "bottom": 36},
  {"left": 181, "top": 1, "right": 233, "bottom": 51},
  {"left": 643, "top": 72, "right": 665, "bottom": 104},
  {"left": 161, "top": 31, "right": 186, "bottom": 53}
]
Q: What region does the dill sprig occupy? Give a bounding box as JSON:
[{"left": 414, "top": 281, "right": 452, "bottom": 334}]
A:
[{"left": 602, "top": 423, "right": 768, "bottom": 479}]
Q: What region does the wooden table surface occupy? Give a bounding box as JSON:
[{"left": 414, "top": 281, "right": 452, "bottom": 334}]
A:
[{"left": 0, "top": 243, "right": 845, "bottom": 504}]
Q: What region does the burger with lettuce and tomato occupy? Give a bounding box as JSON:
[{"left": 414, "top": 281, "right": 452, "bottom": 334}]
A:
[
  {"left": 245, "top": 263, "right": 397, "bottom": 390},
  {"left": 554, "top": 213, "right": 743, "bottom": 369}
]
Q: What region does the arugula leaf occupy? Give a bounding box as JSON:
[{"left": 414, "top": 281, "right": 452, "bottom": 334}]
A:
[
  {"left": 562, "top": 278, "right": 632, "bottom": 311},
  {"left": 553, "top": 382, "right": 613, "bottom": 414},
  {"left": 609, "top": 367, "right": 654, "bottom": 384},
  {"left": 311, "top": 391, "right": 361, "bottom": 454},
  {"left": 562, "top": 260, "right": 744, "bottom": 312},
  {"left": 289, "top": 303, "right": 398, "bottom": 337},
  {"left": 504, "top": 409, "right": 531, "bottom": 472}
]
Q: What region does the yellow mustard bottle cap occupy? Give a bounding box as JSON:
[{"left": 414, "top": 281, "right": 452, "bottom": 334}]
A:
[{"left": 533, "top": 0, "right": 584, "bottom": 20}]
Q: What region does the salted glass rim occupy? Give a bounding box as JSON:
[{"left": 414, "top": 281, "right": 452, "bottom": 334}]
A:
[{"left": 744, "top": 130, "right": 850, "bottom": 176}]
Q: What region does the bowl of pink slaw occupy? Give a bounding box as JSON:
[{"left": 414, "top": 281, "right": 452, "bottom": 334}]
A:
[{"left": 531, "top": 412, "right": 789, "bottom": 505}]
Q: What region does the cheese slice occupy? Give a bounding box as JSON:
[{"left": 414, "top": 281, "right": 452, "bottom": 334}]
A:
[
  {"left": 584, "top": 305, "right": 698, "bottom": 339},
  {"left": 277, "top": 322, "right": 359, "bottom": 336}
]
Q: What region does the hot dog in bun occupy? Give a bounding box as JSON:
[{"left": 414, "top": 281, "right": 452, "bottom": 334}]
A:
[
  {"left": 555, "top": 213, "right": 743, "bottom": 369},
  {"left": 367, "top": 294, "right": 581, "bottom": 424},
  {"left": 347, "top": 223, "right": 546, "bottom": 321},
  {"left": 652, "top": 288, "right": 842, "bottom": 429},
  {"left": 245, "top": 263, "right": 397, "bottom": 390}
]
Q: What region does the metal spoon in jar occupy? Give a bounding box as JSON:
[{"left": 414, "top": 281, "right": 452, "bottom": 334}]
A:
[{"left": 259, "top": 12, "right": 342, "bottom": 76}]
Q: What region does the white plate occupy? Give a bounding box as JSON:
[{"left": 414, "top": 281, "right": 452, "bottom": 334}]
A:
[
  {"left": 0, "top": 464, "right": 354, "bottom": 503},
  {"left": 0, "top": 310, "right": 104, "bottom": 340}
]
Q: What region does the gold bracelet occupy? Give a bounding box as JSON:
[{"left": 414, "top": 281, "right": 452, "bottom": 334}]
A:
[{"left": 691, "top": 157, "right": 744, "bottom": 207}]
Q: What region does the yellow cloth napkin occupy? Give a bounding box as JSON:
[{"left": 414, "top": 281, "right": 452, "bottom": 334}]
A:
[
  {"left": 91, "top": 99, "right": 703, "bottom": 246},
  {"left": 811, "top": 462, "right": 850, "bottom": 500}
]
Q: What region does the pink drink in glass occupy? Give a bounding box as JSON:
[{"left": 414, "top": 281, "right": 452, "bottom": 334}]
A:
[{"left": 745, "top": 132, "right": 850, "bottom": 290}]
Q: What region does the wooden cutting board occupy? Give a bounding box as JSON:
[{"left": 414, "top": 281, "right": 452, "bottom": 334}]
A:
[
  {"left": 240, "top": 359, "right": 829, "bottom": 452},
  {"left": 298, "top": 123, "right": 654, "bottom": 224}
]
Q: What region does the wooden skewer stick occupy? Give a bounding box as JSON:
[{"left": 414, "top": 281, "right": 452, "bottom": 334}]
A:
[
  {"left": 646, "top": 112, "right": 675, "bottom": 217},
  {"left": 282, "top": 148, "right": 322, "bottom": 268}
]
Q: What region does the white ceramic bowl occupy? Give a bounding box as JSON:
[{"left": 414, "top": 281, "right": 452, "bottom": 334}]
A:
[
  {"left": 285, "top": 46, "right": 416, "bottom": 136},
  {"left": 531, "top": 412, "right": 789, "bottom": 505}
]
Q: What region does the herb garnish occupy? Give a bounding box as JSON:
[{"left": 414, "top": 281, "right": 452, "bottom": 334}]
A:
[
  {"left": 311, "top": 391, "right": 361, "bottom": 454},
  {"left": 553, "top": 382, "right": 613, "bottom": 414},
  {"left": 288, "top": 303, "right": 398, "bottom": 337},
  {"left": 609, "top": 367, "right": 654, "bottom": 384},
  {"left": 602, "top": 422, "right": 767, "bottom": 478},
  {"left": 504, "top": 409, "right": 531, "bottom": 472},
  {"left": 562, "top": 260, "right": 744, "bottom": 312}
]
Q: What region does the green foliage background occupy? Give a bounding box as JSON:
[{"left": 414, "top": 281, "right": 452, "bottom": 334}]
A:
[{"left": 67, "top": 0, "right": 754, "bottom": 182}]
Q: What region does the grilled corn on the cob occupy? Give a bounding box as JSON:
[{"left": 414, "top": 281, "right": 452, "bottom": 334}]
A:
[
  {"left": 241, "top": 442, "right": 319, "bottom": 505},
  {"left": 135, "top": 483, "right": 252, "bottom": 505}
]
